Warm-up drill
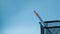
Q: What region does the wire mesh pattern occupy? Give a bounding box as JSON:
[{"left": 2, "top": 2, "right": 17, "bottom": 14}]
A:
[
  {"left": 44, "top": 28, "right": 60, "bottom": 34},
  {"left": 40, "top": 20, "right": 60, "bottom": 34}
]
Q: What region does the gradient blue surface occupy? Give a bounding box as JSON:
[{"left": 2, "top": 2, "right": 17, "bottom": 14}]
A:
[{"left": 0, "top": 0, "right": 60, "bottom": 34}]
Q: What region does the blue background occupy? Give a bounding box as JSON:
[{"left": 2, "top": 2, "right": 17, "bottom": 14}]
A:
[{"left": 0, "top": 0, "right": 60, "bottom": 34}]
